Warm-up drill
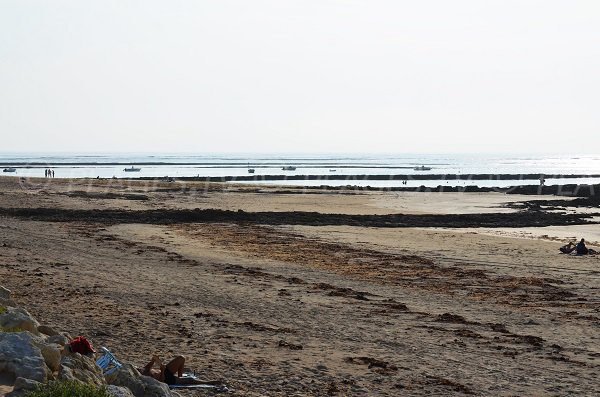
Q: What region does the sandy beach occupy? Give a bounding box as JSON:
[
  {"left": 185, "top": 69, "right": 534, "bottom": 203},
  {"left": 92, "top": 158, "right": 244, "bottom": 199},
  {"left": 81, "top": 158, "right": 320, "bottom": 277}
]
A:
[{"left": 1, "top": 176, "right": 599, "bottom": 396}]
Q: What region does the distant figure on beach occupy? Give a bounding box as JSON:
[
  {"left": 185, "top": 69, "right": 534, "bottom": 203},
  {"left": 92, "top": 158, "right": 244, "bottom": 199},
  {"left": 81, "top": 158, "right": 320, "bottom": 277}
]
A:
[
  {"left": 52, "top": 169, "right": 55, "bottom": 178},
  {"left": 559, "top": 241, "right": 576, "bottom": 254},
  {"left": 560, "top": 239, "right": 598, "bottom": 255},
  {"left": 576, "top": 239, "right": 589, "bottom": 255},
  {"left": 44, "top": 169, "right": 48, "bottom": 178},
  {"left": 539, "top": 175, "right": 545, "bottom": 186},
  {"left": 140, "top": 354, "right": 221, "bottom": 386}
]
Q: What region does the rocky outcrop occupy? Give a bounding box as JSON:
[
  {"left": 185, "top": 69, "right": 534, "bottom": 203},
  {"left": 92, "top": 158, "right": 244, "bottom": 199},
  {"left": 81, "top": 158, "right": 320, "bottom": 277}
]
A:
[
  {"left": 5, "top": 377, "right": 42, "bottom": 397},
  {"left": 37, "top": 325, "right": 58, "bottom": 337},
  {"left": 0, "top": 332, "right": 48, "bottom": 382},
  {"left": 106, "top": 364, "right": 173, "bottom": 397},
  {"left": 36, "top": 343, "right": 61, "bottom": 373},
  {"left": 0, "top": 307, "right": 40, "bottom": 335},
  {"left": 107, "top": 385, "right": 137, "bottom": 397},
  {"left": 0, "top": 286, "right": 16, "bottom": 307},
  {"left": 0, "top": 283, "right": 181, "bottom": 397},
  {"left": 47, "top": 334, "right": 69, "bottom": 346},
  {"left": 58, "top": 351, "right": 105, "bottom": 386}
]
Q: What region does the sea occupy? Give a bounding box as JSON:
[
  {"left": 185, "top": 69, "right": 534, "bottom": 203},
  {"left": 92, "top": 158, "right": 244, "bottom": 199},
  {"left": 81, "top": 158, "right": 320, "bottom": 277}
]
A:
[{"left": 2, "top": 153, "right": 600, "bottom": 189}]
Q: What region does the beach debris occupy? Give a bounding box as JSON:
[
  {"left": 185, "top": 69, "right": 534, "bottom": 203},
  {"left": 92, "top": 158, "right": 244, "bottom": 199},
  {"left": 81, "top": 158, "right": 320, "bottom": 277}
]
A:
[
  {"left": 344, "top": 356, "right": 398, "bottom": 372},
  {"left": 277, "top": 340, "right": 303, "bottom": 350},
  {"left": 435, "top": 313, "right": 469, "bottom": 324},
  {"left": 489, "top": 323, "right": 509, "bottom": 333},
  {"left": 423, "top": 375, "right": 475, "bottom": 395}
]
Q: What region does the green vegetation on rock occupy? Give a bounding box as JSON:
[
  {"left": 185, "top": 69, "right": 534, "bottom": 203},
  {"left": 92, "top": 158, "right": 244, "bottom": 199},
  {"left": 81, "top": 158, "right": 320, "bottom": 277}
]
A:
[
  {"left": 0, "top": 305, "right": 6, "bottom": 314},
  {"left": 0, "top": 325, "right": 24, "bottom": 332},
  {"left": 23, "top": 380, "right": 111, "bottom": 397}
]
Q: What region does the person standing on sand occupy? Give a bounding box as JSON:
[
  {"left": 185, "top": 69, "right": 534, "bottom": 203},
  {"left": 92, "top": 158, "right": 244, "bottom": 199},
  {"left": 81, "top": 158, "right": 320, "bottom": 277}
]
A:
[
  {"left": 51, "top": 169, "right": 55, "bottom": 178},
  {"left": 140, "top": 354, "right": 221, "bottom": 386}
]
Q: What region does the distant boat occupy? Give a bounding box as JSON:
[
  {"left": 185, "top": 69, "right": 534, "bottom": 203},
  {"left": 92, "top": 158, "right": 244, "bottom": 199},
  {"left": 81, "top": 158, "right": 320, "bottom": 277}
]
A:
[
  {"left": 123, "top": 166, "right": 141, "bottom": 172},
  {"left": 282, "top": 166, "right": 296, "bottom": 171},
  {"left": 2, "top": 168, "right": 16, "bottom": 173},
  {"left": 247, "top": 163, "right": 255, "bottom": 173},
  {"left": 414, "top": 165, "right": 432, "bottom": 171}
]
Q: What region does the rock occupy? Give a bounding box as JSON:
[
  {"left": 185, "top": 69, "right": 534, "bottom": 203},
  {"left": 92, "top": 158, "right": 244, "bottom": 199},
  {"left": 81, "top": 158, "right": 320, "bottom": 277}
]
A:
[
  {"left": 47, "top": 334, "right": 69, "bottom": 346},
  {"left": 0, "top": 307, "right": 40, "bottom": 335},
  {"left": 36, "top": 343, "right": 62, "bottom": 373},
  {"left": 106, "top": 364, "right": 173, "bottom": 397},
  {"left": 58, "top": 351, "right": 105, "bottom": 386},
  {"left": 5, "top": 377, "right": 42, "bottom": 397},
  {"left": 0, "top": 332, "right": 48, "bottom": 382},
  {"left": 107, "top": 385, "right": 136, "bottom": 397},
  {"left": 0, "top": 286, "right": 15, "bottom": 306},
  {"left": 37, "top": 325, "right": 58, "bottom": 337}
]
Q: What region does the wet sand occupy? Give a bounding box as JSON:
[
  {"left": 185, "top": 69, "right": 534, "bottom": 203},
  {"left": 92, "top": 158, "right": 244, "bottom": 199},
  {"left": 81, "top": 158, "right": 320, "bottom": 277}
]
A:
[{"left": 1, "top": 177, "right": 599, "bottom": 396}]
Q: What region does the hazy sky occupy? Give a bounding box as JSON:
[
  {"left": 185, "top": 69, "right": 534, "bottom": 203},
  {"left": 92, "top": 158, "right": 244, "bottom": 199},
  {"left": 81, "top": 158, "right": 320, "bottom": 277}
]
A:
[{"left": 1, "top": 1, "right": 599, "bottom": 153}]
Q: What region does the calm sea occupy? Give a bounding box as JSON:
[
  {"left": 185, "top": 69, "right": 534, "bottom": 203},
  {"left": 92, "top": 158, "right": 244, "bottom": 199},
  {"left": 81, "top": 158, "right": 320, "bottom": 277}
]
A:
[{"left": 1, "top": 153, "right": 600, "bottom": 188}]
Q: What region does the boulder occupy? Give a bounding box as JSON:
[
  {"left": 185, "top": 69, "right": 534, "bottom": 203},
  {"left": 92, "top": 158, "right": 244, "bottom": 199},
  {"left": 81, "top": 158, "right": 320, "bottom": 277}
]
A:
[
  {"left": 0, "top": 307, "right": 40, "bottom": 335},
  {"left": 37, "top": 325, "right": 58, "bottom": 337},
  {"left": 0, "top": 286, "right": 15, "bottom": 307},
  {"left": 36, "top": 343, "right": 62, "bottom": 373},
  {"left": 107, "top": 385, "right": 136, "bottom": 397},
  {"left": 5, "top": 377, "right": 42, "bottom": 397},
  {"left": 58, "top": 351, "right": 105, "bottom": 386},
  {"left": 106, "top": 364, "right": 173, "bottom": 397},
  {"left": 0, "top": 332, "right": 48, "bottom": 382},
  {"left": 47, "top": 334, "right": 69, "bottom": 346}
]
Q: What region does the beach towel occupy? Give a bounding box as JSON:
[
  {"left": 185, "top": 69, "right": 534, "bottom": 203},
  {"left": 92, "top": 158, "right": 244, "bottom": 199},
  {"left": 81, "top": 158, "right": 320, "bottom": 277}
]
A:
[{"left": 168, "top": 373, "right": 230, "bottom": 392}]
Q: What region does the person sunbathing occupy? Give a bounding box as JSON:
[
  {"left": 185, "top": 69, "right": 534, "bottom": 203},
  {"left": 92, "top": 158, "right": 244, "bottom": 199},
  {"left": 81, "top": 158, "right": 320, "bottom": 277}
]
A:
[
  {"left": 559, "top": 241, "right": 577, "bottom": 254},
  {"left": 140, "top": 354, "right": 221, "bottom": 385}
]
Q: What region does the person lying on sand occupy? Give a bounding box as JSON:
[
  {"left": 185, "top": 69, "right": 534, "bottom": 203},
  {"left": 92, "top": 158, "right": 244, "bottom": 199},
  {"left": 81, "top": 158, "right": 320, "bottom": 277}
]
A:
[
  {"left": 140, "top": 354, "right": 221, "bottom": 385},
  {"left": 560, "top": 241, "right": 577, "bottom": 254},
  {"left": 561, "top": 239, "right": 598, "bottom": 255}
]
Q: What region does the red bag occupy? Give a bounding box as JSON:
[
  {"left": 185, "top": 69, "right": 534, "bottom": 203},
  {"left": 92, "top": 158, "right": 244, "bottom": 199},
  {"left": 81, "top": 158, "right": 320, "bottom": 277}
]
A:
[{"left": 69, "top": 336, "right": 96, "bottom": 355}]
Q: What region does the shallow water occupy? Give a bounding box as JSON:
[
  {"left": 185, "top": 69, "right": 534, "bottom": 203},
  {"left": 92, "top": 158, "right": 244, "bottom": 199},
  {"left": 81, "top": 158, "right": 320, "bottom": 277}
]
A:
[{"left": 2, "top": 152, "right": 600, "bottom": 187}]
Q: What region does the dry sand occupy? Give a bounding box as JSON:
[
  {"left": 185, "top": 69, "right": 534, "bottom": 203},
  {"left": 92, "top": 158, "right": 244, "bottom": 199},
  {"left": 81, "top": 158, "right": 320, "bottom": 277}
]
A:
[{"left": 0, "top": 177, "right": 599, "bottom": 396}]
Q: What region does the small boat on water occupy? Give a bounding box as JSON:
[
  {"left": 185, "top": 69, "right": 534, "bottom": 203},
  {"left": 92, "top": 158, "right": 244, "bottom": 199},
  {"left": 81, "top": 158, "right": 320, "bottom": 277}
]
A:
[
  {"left": 247, "top": 163, "right": 255, "bottom": 173},
  {"left": 414, "top": 165, "right": 432, "bottom": 171},
  {"left": 282, "top": 166, "right": 296, "bottom": 171},
  {"left": 123, "top": 166, "right": 141, "bottom": 172},
  {"left": 3, "top": 167, "right": 16, "bottom": 173}
]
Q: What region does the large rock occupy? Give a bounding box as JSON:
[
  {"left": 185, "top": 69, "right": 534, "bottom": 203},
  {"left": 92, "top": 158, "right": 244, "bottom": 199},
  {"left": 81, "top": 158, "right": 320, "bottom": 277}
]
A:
[
  {"left": 58, "top": 351, "right": 105, "bottom": 386},
  {"left": 36, "top": 343, "right": 62, "bottom": 373},
  {"left": 37, "top": 325, "right": 58, "bottom": 337},
  {"left": 0, "top": 286, "right": 15, "bottom": 307},
  {"left": 106, "top": 364, "right": 173, "bottom": 397},
  {"left": 107, "top": 385, "right": 136, "bottom": 397},
  {"left": 5, "top": 377, "right": 42, "bottom": 397},
  {"left": 47, "top": 334, "right": 69, "bottom": 346},
  {"left": 0, "top": 307, "right": 40, "bottom": 335},
  {"left": 0, "top": 332, "right": 48, "bottom": 382}
]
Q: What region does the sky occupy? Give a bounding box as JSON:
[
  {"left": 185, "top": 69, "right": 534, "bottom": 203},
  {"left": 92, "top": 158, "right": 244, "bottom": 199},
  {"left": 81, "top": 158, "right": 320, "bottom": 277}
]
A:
[{"left": 1, "top": 0, "right": 599, "bottom": 154}]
